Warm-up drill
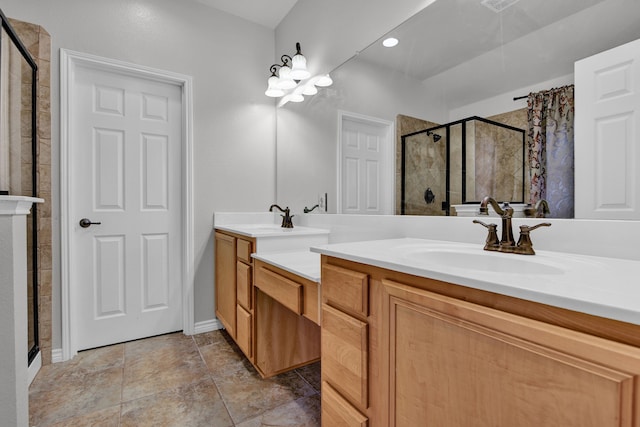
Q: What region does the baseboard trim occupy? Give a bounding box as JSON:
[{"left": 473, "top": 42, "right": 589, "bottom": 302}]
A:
[
  {"left": 193, "top": 319, "right": 223, "bottom": 335},
  {"left": 51, "top": 348, "right": 64, "bottom": 363}
]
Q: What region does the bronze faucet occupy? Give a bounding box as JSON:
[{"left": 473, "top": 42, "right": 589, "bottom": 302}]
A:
[
  {"left": 304, "top": 204, "right": 319, "bottom": 213},
  {"left": 269, "top": 204, "right": 294, "bottom": 228},
  {"left": 474, "top": 196, "right": 551, "bottom": 255},
  {"left": 479, "top": 196, "right": 515, "bottom": 246},
  {"left": 524, "top": 199, "right": 551, "bottom": 218}
]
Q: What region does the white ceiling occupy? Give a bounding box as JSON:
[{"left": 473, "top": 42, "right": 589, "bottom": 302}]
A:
[{"left": 193, "top": 0, "right": 299, "bottom": 29}]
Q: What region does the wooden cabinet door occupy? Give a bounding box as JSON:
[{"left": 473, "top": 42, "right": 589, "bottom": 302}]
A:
[
  {"left": 322, "top": 381, "right": 368, "bottom": 427},
  {"left": 236, "top": 304, "right": 252, "bottom": 358},
  {"left": 236, "top": 261, "right": 252, "bottom": 310},
  {"left": 214, "top": 232, "right": 236, "bottom": 337},
  {"left": 381, "top": 279, "right": 640, "bottom": 427},
  {"left": 322, "top": 304, "right": 368, "bottom": 410}
]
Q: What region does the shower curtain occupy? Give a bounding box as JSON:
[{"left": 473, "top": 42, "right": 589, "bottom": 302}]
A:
[{"left": 527, "top": 85, "right": 574, "bottom": 218}]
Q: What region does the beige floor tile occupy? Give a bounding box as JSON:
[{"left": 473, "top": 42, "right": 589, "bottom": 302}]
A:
[
  {"left": 29, "top": 344, "right": 124, "bottom": 394},
  {"left": 29, "top": 366, "right": 123, "bottom": 426},
  {"left": 214, "top": 364, "right": 317, "bottom": 424},
  {"left": 47, "top": 405, "right": 121, "bottom": 427},
  {"left": 122, "top": 335, "right": 210, "bottom": 402},
  {"left": 235, "top": 394, "right": 321, "bottom": 427},
  {"left": 198, "top": 335, "right": 250, "bottom": 379},
  {"left": 193, "top": 329, "right": 230, "bottom": 348},
  {"left": 29, "top": 329, "right": 322, "bottom": 426},
  {"left": 120, "top": 378, "right": 233, "bottom": 427}
]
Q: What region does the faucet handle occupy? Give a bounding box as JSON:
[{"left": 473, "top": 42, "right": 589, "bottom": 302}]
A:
[
  {"left": 473, "top": 219, "right": 499, "bottom": 250},
  {"left": 516, "top": 222, "right": 551, "bottom": 255}
]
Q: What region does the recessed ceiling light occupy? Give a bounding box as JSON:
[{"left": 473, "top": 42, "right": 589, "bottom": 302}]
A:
[
  {"left": 480, "top": 0, "right": 522, "bottom": 13},
  {"left": 383, "top": 37, "right": 399, "bottom": 48}
]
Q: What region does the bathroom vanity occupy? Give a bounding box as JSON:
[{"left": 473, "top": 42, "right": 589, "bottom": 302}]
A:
[
  {"left": 313, "top": 238, "right": 640, "bottom": 427},
  {"left": 214, "top": 221, "right": 328, "bottom": 378}
]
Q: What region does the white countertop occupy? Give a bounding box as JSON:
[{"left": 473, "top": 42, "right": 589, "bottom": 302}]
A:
[
  {"left": 311, "top": 238, "right": 640, "bottom": 326},
  {"left": 252, "top": 250, "right": 321, "bottom": 283},
  {"left": 216, "top": 223, "right": 329, "bottom": 238}
]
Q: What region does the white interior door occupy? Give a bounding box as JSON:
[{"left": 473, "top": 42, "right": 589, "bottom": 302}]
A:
[
  {"left": 575, "top": 38, "right": 640, "bottom": 219},
  {"left": 339, "top": 113, "right": 394, "bottom": 214},
  {"left": 70, "top": 63, "right": 183, "bottom": 350}
]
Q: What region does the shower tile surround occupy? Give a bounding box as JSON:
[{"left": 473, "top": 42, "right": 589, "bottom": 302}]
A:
[
  {"left": 396, "top": 109, "right": 529, "bottom": 216},
  {"left": 11, "top": 18, "right": 52, "bottom": 365},
  {"left": 29, "top": 330, "right": 321, "bottom": 426}
]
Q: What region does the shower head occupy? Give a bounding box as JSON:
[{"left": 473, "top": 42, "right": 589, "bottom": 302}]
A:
[{"left": 426, "top": 130, "right": 442, "bottom": 142}]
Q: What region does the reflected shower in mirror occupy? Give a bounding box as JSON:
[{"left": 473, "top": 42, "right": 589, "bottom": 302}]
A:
[{"left": 401, "top": 116, "right": 525, "bottom": 216}]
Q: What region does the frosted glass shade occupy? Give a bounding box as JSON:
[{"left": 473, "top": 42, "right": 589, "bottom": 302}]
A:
[
  {"left": 315, "top": 74, "right": 333, "bottom": 87},
  {"left": 265, "top": 76, "right": 284, "bottom": 97},
  {"left": 276, "top": 65, "right": 297, "bottom": 89},
  {"left": 289, "top": 93, "right": 304, "bottom": 102},
  {"left": 290, "top": 54, "right": 311, "bottom": 80},
  {"left": 302, "top": 84, "right": 318, "bottom": 95}
]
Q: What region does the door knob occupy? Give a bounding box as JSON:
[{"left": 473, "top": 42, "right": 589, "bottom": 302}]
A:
[{"left": 79, "top": 218, "right": 102, "bottom": 228}]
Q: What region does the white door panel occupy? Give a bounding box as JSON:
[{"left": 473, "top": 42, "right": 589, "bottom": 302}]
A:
[
  {"left": 340, "top": 114, "right": 393, "bottom": 214},
  {"left": 72, "top": 65, "right": 183, "bottom": 350},
  {"left": 575, "top": 38, "right": 640, "bottom": 219}
]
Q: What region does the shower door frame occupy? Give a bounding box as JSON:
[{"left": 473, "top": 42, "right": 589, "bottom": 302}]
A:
[{"left": 0, "top": 9, "right": 40, "bottom": 365}]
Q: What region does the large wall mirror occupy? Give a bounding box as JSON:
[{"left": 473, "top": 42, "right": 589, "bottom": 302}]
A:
[{"left": 276, "top": 0, "right": 640, "bottom": 219}]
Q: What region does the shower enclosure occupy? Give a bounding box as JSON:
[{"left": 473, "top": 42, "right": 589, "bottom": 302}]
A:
[
  {"left": 0, "top": 10, "right": 39, "bottom": 365},
  {"left": 401, "top": 116, "right": 525, "bottom": 215}
]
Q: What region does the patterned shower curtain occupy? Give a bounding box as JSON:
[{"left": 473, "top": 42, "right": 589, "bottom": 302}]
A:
[{"left": 527, "top": 85, "right": 575, "bottom": 218}]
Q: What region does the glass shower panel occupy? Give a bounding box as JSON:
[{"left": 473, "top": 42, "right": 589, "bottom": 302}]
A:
[
  {"left": 465, "top": 119, "right": 524, "bottom": 203},
  {"left": 402, "top": 130, "right": 447, "bottom": 216}
]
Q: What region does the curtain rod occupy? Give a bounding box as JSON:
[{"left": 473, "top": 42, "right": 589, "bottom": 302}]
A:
[{"left": 513, "top": 85, "right": 574, "bottom": 101}]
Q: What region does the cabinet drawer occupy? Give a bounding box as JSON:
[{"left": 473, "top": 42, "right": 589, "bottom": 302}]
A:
[
  {"left": 322, "top": 264, "right": 369, "bottom": 317},
  {"left": 236, "top": 262, "right": 252, "bottom": 310},
  {"left": 255, "top": 266, "right": 302, "bottom": 315},
  {"left": 236, "top": 238, "right": 253, "bottom": 264},
  {"left": 322, "top": 381, "right": 368, "bottom": 427},
  {"left": 236, "top": 305, "right": 252, "bottom": 358},
  {"left": 322, "top": 304, "right": 368, "bottom": 409}
]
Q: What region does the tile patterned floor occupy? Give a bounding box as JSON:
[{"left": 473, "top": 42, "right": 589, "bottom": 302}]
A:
[{"left": 29, "top": 330, "right": 321, "bottom": 426}]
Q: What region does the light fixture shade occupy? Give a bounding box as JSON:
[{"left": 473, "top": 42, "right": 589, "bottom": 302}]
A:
[
  {"left": 315, "top": 74, "right": 333, "bottom": 87},
  {"left": 290, "top": 54, "right": 311, "bottom": 80},
  {"left": 265, "top": 75, "right": 284, "bottom": 97},
  {"left": 276, "top": 65, "right": 297, "bottom": 89},
  {"left": 302, "top": 83, "right": 318, "bottom": 95},
  {"left": 289, "top": 93, "right": 304, "bottom": 102}
]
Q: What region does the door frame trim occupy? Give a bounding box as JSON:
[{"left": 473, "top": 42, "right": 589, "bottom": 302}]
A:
[
  {"left": 60, "top": 49, "right": 194, "bottom": 360},
  {"left": 336, "top": 110, "right": 395, "bottom": 214}
]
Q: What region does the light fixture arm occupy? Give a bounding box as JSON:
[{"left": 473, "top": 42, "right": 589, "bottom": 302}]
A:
[
  {"left": 269, "top": 64, "right": 280, "bottom": 76},
  {"left": 280, "top": 55, "right": 292, "bottom": 67}
]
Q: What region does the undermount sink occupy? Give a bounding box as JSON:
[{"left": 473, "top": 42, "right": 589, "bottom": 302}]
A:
[{"left": 399, "top": 247, "right": 565, "bottom": 275}]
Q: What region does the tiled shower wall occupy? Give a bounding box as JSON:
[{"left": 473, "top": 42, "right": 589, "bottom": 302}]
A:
[{"left": 12, "top": 18, "right": 52, "bottom": 365}]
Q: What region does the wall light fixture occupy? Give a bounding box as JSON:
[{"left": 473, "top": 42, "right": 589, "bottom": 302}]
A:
[{"left": 265, "top": 42, "right": 332, "bottom": 105}]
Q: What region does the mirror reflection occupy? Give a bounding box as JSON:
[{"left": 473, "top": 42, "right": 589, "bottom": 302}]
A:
[{"left": 276, "top": 0, "right": 640, "bottom": 219}]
